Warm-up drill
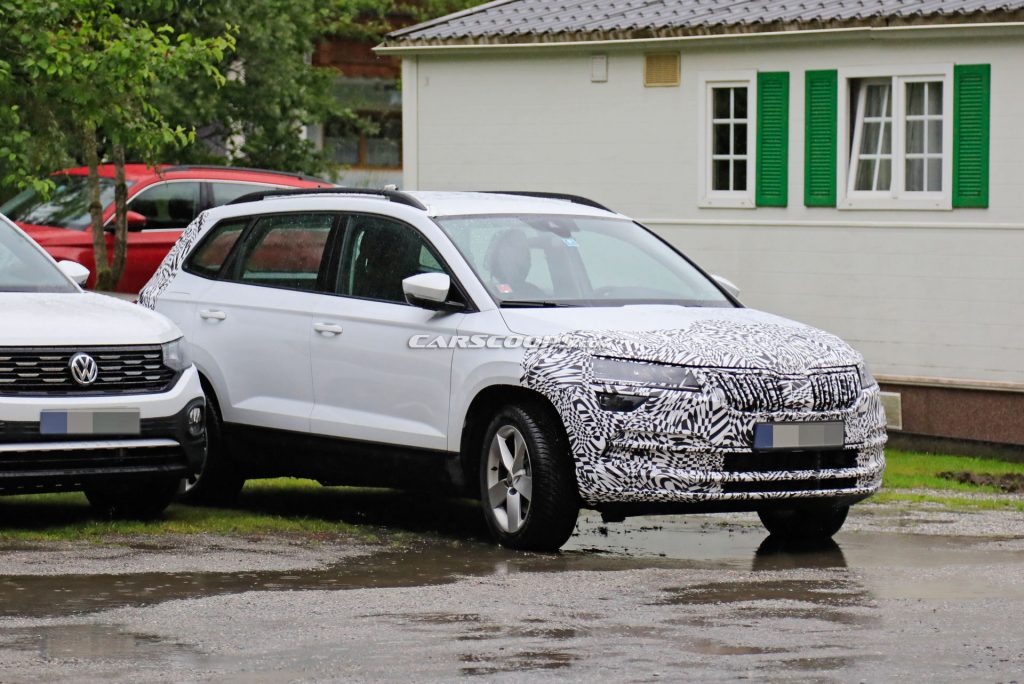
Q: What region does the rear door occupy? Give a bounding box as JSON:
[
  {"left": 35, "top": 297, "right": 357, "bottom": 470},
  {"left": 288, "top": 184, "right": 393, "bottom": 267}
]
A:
[
  {"left": 118, "top": 180, "right": 202, "bottom": 292},
  {"left": 188, "top": 212, "right": 340, "bottom": 434}
]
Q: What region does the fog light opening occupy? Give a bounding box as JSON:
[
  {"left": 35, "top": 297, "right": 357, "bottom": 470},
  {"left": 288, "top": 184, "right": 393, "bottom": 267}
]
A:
[
  {"left": 187, "top": 402, "right": 206, "bottom": 438},
  {"left": 596, "top": 392, "right": 647, "bottom": 412}
]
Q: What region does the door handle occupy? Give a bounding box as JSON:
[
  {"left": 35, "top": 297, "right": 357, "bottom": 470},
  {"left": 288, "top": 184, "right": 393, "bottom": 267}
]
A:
[
  {"left": 199, "top": 309, "right": 227, "bottom": 321},
  {"left": 313, "top": 322, "right": 344, "bottom": 336}
]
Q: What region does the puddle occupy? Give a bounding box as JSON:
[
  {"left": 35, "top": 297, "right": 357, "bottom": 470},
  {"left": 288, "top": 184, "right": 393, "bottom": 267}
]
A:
[
  {"left": 0, "top": 624, "right": 208, "bottom": 666},
  {"left": 0, "top": 510, "right": 1020, "bottom": 623}
]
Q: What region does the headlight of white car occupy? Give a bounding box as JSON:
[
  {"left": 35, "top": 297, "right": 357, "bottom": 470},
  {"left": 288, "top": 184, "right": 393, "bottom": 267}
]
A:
[
  {"left": 859, "top": 362, "right": 877, "bottom": 390},
  {"left": 162, "top": 337, "right": 191, "bottom": 372},
  {"left": 592, "top": 357, "right": 701, "bottom": 391}
]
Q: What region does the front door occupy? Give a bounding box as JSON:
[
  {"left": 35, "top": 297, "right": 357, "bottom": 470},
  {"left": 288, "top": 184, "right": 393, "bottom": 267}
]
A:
[{"left": 310, "top": 214, "right": 464, "bottom": 451}]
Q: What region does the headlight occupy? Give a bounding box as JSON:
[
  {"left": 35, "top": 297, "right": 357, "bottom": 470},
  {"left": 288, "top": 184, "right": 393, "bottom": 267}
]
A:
[
  {"left": 592, "top": 357, "right": 701, "bottom": 391},
  {"left": 162, "top": 337, "right": 191, "bottom": 372},
  {"left": 859, "top": 362, "right": 877, "bottom": 389}
]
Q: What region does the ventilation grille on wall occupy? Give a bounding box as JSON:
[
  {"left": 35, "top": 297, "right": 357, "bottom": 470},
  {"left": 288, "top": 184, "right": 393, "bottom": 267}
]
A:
[{"left": 644, "top": 53, "right": 680, "bottom": 87}]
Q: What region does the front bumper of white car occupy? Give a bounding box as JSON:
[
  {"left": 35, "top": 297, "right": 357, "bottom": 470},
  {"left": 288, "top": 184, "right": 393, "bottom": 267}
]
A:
[{"left": 0, "top": 366, "right": 205, "bottom": 494}]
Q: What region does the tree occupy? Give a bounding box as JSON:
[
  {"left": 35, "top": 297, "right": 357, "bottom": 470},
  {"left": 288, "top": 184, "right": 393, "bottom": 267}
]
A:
[
  {"left": 0, "top": 0, "right": 234, "bottom": 289},
  {"left": 122, "top": 0, "right": 479, "bottom": 175}
]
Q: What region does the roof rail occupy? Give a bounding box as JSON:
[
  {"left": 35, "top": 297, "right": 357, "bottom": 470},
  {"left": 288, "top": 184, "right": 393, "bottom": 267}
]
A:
[
  {"left": 483, "top": 191, "right": 613, "bottom": 213},
  {"left": 226, "top": 187, "right": 428, "bottom": 211},
  {"left": 161, "top": 164, "right": 333, "bottom": 185}
]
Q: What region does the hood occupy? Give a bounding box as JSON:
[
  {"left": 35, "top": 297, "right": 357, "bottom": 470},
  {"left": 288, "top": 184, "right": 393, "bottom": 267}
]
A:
[
  {"left": 502, "top": 305, "right": 862, "bottom": 374},
  {"left": 0, "top": 292, "right": 182, "bottom": 347}
]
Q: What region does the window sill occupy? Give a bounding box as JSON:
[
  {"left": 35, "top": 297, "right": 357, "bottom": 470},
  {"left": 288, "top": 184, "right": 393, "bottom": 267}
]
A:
[
  {"left": 699, "top": 195, "right": 756, "bottom": 209},
  {"left": 837, "top": 197, "right": 952, "bottom": 211}
]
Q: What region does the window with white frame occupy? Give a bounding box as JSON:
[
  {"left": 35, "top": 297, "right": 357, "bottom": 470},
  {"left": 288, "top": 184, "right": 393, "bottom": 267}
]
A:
[
  {"left": 841, "top": 68, "right": 951, "bottom": 208},
  {"left": 700, "top": 74, "right": 755, "bottom": 207}
]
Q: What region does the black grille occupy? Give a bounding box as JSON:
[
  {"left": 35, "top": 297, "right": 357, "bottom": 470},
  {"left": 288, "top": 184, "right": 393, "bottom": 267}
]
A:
[
  {"left": 723, "top": 478, "right": 857, "bottom": 494},
  {"left": 0, "top": 446, "right": 188, "bottom": 494},
  {"left": 0, "top": 346, "right": 176, "bottom": 396},
  {"left": 708, "top": 367, "right": 860, "bottom": 413},
  {"left": 0, "top": 417, "right": 179, "bottom": 443},
  {"left": 723, "top": 449, "right": 858, "bottom": 473}
]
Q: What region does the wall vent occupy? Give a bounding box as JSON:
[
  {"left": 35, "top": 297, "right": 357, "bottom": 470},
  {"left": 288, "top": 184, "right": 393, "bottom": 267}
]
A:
[
  {"left": 644, "top": 53, "right": 680, "bottom": 87},
  {"left": 879, "top": 391, "right": 903, "bottom": 431}
]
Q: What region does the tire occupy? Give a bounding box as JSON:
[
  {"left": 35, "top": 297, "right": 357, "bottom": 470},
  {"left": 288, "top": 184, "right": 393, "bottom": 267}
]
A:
[
  {"left": 758, "top": 505, "right": 850, "bottom": 540},
  {"left": 178, "top": 393, "right": 245, "bottom": 506},
  {"left": 479, "top": 401, "right": 579, "bottom": 551},
  {"left": 85, "top": 476, "right": 180, "bottom": 520}
]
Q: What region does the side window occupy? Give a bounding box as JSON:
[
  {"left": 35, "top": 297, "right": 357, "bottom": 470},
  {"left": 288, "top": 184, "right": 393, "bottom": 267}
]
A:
[
  {"left": 230, "top": 214, "right": 334, "bottom": 292},
  {"left": 210, "top": 182, "right": 277, "bottom": 207},
  {"left": 185, "top": 218, "right": 249, "bottom": 279},
  {"left": 129, "top": 182, "right": 201, "bottom": 230},
  {"left": 338, "top": 215, "right": 448, "bottom": 304}
]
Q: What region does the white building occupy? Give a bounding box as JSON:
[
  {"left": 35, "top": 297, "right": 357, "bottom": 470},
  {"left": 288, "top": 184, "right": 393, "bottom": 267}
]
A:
[{"left": 378, "top": 0, "right": 1024, "bottom": 453}]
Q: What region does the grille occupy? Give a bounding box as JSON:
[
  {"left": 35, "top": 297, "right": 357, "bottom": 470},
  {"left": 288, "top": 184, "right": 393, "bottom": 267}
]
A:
[
  {"left": 723, "top": 478, "right": 857, "bottom": 494},
  {"left": 0, "top": 417, "right": 179, "bottom": 443},
  {"left": 723, "top": 449, "right": 858, "bottom": 473},
  {"left": 0, "top": 346, "right": 176, "bottom": 396},
  {"left": 0, "top": 446, "right": 188, "bottom": 494},
  {"left": 708, "top": 367, "right": 860, "bottom": 413}
]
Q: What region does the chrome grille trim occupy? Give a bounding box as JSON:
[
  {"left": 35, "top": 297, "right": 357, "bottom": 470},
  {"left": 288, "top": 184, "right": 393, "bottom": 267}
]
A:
[{"left": 0, "top": 346, "right": 176, "bottom": 396}]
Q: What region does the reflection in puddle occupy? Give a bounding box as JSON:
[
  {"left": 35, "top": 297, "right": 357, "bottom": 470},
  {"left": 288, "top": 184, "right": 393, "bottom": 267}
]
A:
[
  {"left": 459, "top": 649, "right": 577, "bottom": 676},
  {"left": 0, "top": 624, "right": 207, "bottom": 666}
]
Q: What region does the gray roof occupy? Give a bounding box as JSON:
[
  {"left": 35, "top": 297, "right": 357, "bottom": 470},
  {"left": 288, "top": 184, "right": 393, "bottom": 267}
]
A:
[{"left": 387, "top": 0, "right": 1024, "bottom": 45}]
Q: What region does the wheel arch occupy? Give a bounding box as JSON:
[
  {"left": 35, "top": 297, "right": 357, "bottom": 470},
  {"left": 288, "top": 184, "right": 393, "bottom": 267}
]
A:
[{"left": 458, "top": 384, "right": 569, "bottom": 498}]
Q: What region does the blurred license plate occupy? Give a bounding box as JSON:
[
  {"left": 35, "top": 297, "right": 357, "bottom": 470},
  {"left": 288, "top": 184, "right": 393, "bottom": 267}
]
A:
[
  {"left": 40, "top": 410, "right": 141, "bottom": 436},
  {"left": 753, "top": 421, "right": 844, "bottom": 450}
]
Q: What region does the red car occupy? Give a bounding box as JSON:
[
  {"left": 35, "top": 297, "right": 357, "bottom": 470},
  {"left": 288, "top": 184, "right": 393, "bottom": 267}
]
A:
[{"left": 1, "top": 165, "right": 331, "bottom": 293}]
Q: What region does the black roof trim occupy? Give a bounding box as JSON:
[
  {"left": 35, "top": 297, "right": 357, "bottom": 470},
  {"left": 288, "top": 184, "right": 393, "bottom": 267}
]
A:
[
  {"left": 225, "top": 187, "right": 428, "bottom": 211},
  {"left": 161, "top": 165, "right": 333, "bottom": 185},
  {"left": 483, "top": 191, "right": 613, "bottom": 213}
]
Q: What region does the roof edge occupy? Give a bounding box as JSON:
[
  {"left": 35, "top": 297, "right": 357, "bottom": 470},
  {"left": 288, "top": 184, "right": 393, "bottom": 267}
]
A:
[
  {"left": 387, "top": 0, "right": 520, "bottom": 39},
  {"left": 379, "top": 11, "right": 1024, "bottom": 51}
]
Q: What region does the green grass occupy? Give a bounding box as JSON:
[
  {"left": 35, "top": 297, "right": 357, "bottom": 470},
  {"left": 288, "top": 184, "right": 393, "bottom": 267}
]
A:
[{"left": 882, "top": 449, "right": 1024, "bottom": 493}]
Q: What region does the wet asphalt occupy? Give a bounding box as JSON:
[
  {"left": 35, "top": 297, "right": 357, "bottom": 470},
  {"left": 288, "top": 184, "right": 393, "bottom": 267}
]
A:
[{"left": 0, "top": 495, "right": 1022, "bottom": 682}]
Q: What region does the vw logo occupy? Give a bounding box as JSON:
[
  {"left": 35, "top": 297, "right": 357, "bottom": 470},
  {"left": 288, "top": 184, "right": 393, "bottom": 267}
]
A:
[{"left": 69, "top": 353, "right": 99, "bottom": 386}]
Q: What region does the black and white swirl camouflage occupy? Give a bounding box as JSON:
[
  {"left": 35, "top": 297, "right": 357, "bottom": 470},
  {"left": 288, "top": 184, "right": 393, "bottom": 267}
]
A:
[
  {"left": 522, "top": 320, "right": 887, "bottom": 506},
  {"left": 138, "top": 211, "right": 211, "bottom": 310}
]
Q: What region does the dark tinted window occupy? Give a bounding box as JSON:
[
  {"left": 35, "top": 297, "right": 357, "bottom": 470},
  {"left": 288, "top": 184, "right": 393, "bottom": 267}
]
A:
[
  {"left": 210, "top": 182, "right": 277, "bottom": 206},
  {"left": 231, "top": 214, "right": 333, "bottom": 292},
  {"left": 130, "top": 182, "right": 201, "bottom": 231},
  {"left": 185, "top": 218, "right": 249, "bottom": 279},
  {"left": 338, "top": 215, "right": 446, "bottom": 304}
]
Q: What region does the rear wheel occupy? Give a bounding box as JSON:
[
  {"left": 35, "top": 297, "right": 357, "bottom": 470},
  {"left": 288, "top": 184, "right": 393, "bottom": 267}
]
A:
[
  {"left": 758, "top": 505, "right": 850, "bottom": 540},
  {"left": 85, "top": 476, "right": 180, "bottom": 520},
  {"left": 178, "top": 393, "right": 245, "bottom": 506},
  {"left": 479, "top": 402, "right": 579, "bottom": 551}
]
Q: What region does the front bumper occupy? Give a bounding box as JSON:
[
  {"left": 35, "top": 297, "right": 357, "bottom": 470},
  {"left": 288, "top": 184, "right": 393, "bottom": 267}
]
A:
[
  {"left": 525, "top": 355, "right": 887, "bottom": 509},
  {"left": 0, "top": 367, "right": 205, "bottom": 494}
]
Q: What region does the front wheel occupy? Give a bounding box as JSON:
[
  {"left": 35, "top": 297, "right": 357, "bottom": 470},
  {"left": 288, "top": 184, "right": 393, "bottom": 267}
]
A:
[
  {"left": 479, "top": 402, "right": 579, "bottom": 551},
  {"left": 178, "top": 394, "right": 244, "bottom": 506},
  {"left": 85, "top": 476, "right": 180, "bottom": 520},
  {"left": 758, "top": 505, "right": 850, "bottom": 540}
]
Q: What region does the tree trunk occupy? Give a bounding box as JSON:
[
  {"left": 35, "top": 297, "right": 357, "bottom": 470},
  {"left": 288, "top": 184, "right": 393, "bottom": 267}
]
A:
[
  {"left": 109, "top": 143, "right": 128, "bottom": 289},
  {"left": 83, "top": 121, "right": 110, "bottom": 290}
]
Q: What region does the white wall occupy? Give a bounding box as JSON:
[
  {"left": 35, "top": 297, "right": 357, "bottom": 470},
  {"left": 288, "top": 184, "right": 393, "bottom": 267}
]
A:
[{"left": 400, "top": 28, "right": 1024, "bottom": 386}]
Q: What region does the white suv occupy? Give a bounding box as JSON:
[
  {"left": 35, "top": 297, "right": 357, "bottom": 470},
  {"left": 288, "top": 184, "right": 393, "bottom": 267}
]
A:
[
  {"left": 141, "top": 189, "right": 886, "bottom": 550},
  {"left": 0, "top": 215, "right": 205, "bottom": 518}
]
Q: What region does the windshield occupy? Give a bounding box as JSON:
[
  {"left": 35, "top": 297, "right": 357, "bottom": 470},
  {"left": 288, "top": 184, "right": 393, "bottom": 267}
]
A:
[
  {"left": 0, "top": 218, "right": 77, "bottom": 293},
  {"left": 435, "top": 214, "right": 734, "bottom": 308},
  {"left": 0, "top": 175, "right": 131, "bottom": 230}
]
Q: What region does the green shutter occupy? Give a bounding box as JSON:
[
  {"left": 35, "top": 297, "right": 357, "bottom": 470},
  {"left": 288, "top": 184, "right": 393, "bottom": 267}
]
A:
[
  {"left": 953, "top": 64, "right": 991, "bottom": 208},
  {"left": 804, "top": 69, "right": 838, "bottom": 207},
  {"left": 756, "top": 72, "right": 789, "bottom": 207}
]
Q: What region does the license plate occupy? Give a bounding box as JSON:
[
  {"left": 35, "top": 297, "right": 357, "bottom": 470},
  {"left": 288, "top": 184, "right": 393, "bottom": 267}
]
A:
[
  {"left": 40, "top": 410, "right": 141, "bottom": 436},
  {"left": 753, "top": 421, "right": 844, "bottom": 450}
]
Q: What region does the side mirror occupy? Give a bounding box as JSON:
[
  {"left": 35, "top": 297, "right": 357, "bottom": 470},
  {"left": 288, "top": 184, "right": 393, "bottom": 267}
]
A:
[
  {"left": 403, "top": 272, "right": 462, "bottom": 311},
  {"left": 126, "top": 211, "right": 148, "bottom": 231},
  {"left": 712, "top": 274, "right": 741, "bottom": 299},
  {"left": 58, "top": 260, "right": 90, "bottom": 286}
]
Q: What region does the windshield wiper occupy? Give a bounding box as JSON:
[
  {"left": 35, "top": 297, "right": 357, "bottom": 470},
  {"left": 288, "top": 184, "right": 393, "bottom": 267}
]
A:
[{"left": 499, "top": 300, "right": 574, "bottom": 308}]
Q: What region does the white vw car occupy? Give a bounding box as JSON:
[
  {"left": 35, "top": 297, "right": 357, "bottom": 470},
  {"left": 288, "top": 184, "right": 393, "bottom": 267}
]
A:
[
  {"left": 141, "top": 189, "right": 886, "bottom": 550},
  {"left": 0, "top": 215, "right": 205, "bottom": 518}
]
